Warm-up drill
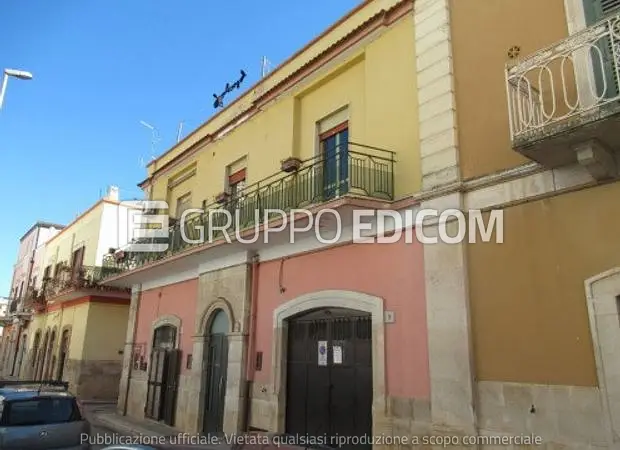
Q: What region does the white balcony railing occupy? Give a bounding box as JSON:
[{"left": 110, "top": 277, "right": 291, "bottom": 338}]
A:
[{"left": 506, "top": 13, "right": 620, "bottom": 142}]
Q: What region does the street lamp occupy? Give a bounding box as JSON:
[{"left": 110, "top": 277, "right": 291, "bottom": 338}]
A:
[{"left": 0, "top": 68, "right": 34, "bottom": 110}]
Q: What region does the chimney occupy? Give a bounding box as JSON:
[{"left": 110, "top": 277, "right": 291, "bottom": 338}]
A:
[{"left": 106, "top": 185, "right": 120, "bottom": 202}]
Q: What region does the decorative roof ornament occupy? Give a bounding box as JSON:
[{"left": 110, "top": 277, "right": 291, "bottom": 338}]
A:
[{"left": 213, "top": 70, "right": 247, "bottom": 109}]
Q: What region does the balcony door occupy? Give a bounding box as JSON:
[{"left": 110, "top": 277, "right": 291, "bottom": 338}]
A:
[
  {"left": 320, "top": 123, "right": 349, "bottom": 200},
  {"left": 70, "top": 246, "right": 85, "bottom": 283},
  {"left": 584, "top": 0, "right": 620, "bottom": 99}
]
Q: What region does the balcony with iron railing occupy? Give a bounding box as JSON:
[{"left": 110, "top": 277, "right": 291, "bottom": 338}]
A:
[
  {"left": 505, "top": 12, "right": 620, "bottom": 170},
  {"left": 34, "top": 264, "right": 129, "bottom": 306},
  {"left": 103, "top": 142, "right": 395, "bottom": 275}
]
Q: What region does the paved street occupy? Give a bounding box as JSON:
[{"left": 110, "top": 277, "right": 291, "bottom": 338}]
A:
[{"left": 83, "top": 402, "right": 146, "bottom": 450}]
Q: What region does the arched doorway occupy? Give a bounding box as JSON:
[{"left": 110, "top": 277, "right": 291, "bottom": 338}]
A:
[
  {"left": 57, "top": 329, "right": 70, "bottom": 381},
  {"left": 36, "top": 330, "right": 50, "bottom": 381},
  {"left": 202, "top": 309, "right": 229, "bottom": 434},
  {"left": 145, "top": 324, "right": 181, "bottom": 426},
  {"left": 46, "top": 330, "right": 57, "bottom": 380},
  {"left": 285, "top": 307, "right": 372, "bottom": 450},
  {"left": 31, "top": 331, "right": 41, "bottom": 376},
  {"left": 15, "top": 333, "right": 27, "bottom": 377}
]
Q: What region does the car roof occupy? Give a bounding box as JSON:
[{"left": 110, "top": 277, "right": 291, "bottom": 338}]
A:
[{"left": 0, "top": 388, "right": 75, "bottom": 402}]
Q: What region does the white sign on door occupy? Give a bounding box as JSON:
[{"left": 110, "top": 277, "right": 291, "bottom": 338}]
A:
[
  {"left": 318, "top": 341, "right": 327, "bottom": 366},
  {"left": 333, "top": 345, "right": 343, "bottom": 364}
]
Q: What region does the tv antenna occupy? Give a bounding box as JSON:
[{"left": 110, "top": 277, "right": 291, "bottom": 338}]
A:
[
  {"left": 139, "top": 120, "right": 160, "bottom": 167},
  {"left": 261, "top": 56, "right": 273, "bottom": 78},
  {"left": 176, "top": 121, "right": 184, "bottom": 143}
]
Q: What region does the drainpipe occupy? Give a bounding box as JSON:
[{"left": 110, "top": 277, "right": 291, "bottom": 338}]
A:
[
  {"left": 123, "top": 286, "right": 140, "bottom": 416},
  {"left": 244, "top": 254, "right": 260, "bottom": 431}
]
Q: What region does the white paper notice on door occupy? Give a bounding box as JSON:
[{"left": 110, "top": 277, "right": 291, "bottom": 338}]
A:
[
  {"left": 318, "top": 341, "right": 328, "bottom": 366},
  {"left": 333, "top": 345, "right": 342, "bottom": 364}
]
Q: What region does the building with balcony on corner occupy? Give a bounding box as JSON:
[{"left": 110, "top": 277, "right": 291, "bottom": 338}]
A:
[
  {"left": 22, "top": 186, "right": 134, "bottom": 401},
  {"left": 0, "top": 221, "right": 64, "bottom": 379},
  {"left": 98, "top": 0, "right": 619, "bottom": 448},
  {"left": 102, "top": 0, "right": 424, "bottom": 445},
  {"left": 410, "top": 0, "right": 619, "bottom": 448}
]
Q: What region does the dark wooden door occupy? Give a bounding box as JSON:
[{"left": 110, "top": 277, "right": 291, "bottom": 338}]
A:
[
  {"left": 145, "top": 348, "right": 181, "bottom": 426},
  {"left": 203, "top": 334, "right": 229, "bottom": 434},
  {"left": 145, "top": 348, "right": 167, "bottom": 421},
  {"left": 286, "top": 308, "right": 372, "bottom": 450},
  {"left": 161, "top": 349, "right": 181, "bottom": 426}
]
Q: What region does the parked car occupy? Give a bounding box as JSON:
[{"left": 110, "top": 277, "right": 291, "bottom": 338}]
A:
[{"left": 0, "top": 380, "right": 90, "bottom": 450}]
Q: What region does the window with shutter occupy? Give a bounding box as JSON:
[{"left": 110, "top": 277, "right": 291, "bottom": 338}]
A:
[{"left": 584, "top": 0, "right": 620, "bottom": 98}]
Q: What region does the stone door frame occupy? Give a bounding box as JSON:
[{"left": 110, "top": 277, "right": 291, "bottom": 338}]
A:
[
  {"left": 585, "top": 267, "right": 620, "bottom": 447},
  {"left": 270, "top": 289, "right": 386, "bottom": 433},
  {"left": 194, "top": 299, "right": 246, "bottom": 434}
]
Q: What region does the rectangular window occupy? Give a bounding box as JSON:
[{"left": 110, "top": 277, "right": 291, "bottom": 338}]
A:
[{"left": 176, "top": 193, "right": 192, "bottom": 219}]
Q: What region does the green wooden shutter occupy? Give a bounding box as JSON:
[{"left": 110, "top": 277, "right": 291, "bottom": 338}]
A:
[
  {"left": 585, "top": 0, "right": 620, "bottom": 23},
  {"left": 584, "top": 0, "right": 620, "bottom": 98}
]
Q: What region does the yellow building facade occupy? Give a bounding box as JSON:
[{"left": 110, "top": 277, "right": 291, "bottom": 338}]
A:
[
  {"left": 100, "top": 0, "right": 620, "bottom": 447},
  {"left": 23, "top": 189, "right": 133, "bottom": 400},
  {"left": 416, "top": 0, "right": 620, "bottom": 447}
]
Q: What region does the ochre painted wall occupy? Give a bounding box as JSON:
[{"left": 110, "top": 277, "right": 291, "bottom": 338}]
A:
[
  {"left": 135, "top": 279, "right": 199, "bottom": 375},
  {"left": 28, "top": 302, "right": 90, "bottom": 363},
  {"left": 468, "top": 181, "right": 620, "bottom": 387},
  {"left": 149, "top": 12, "right": 419, "bottom": 211},
  {"left": 253, "top": 236, "right": 429, "bottom": 399},
  {"left": 148, "top": 0, "right": 407, "bottom": 174},
  {"left": 43, "top": 203, "right": 104, "bottom": 271},
  {"left": 82, "top": 302, "right": 130, "bottom": 361},
  {"left": 450, "top": 0, "right": 569, "bottom": 179}
]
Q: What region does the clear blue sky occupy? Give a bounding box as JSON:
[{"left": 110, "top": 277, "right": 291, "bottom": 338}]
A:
[{"left": 0, "top": 0, "right": 361, "bottom": 297}]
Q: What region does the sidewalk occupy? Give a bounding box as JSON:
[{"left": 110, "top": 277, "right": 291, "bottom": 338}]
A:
[{"left": 93, "top": 411, "right": 236, "bottom": 450}]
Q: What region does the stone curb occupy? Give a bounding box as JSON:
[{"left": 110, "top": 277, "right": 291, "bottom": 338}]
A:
[{"left": 94, "top": 413, "right": 168, "bottom": 438}]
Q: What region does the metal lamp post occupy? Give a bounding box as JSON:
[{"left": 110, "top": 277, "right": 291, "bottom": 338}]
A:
[{"left": 0, "top": 68, "right": 33, "bottom": 110}]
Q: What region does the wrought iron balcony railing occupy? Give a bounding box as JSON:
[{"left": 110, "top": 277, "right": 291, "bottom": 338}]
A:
[
  {"left": 40, "top": 265, "right": 128, "bottom": 301},
  {"left": 506, "top": 12, "right": 620, "bottom": 146},
  {"left": 103, "top": 143, "right": 395, "bottom": 274}
]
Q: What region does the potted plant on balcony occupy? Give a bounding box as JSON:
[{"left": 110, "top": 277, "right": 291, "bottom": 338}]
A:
[
  {"left": 114, "top": 249, "right": 125, "bottom": 261},
  {"left": 215, "top": 191, "right": 230, "bottom": 204},
  {"left": 281, "top": 156, "right": 302, "bottom": 173}
]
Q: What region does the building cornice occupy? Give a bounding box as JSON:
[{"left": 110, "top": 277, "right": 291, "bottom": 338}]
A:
[{"left": 138, "top": 0, "right": 413, "bottom": 189}]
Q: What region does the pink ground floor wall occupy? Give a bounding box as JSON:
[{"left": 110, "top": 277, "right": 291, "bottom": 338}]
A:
[
  {"left": 127, "top": 236, "right": 429, "bottom": 433},
  {"left": 252, "top": 236, "right": 429, "bottom": 400},
  {"left": 134, "top": 278, "right": 198, "bottom": 376}
]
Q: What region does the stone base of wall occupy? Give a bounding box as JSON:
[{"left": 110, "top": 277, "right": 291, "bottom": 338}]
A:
[
  {"left": 123, "top": 373, "right": 148, "bottom": 419},
  {"left": 477, "top": 381, "right": 608, "bottom": 449},
  {"left": 175, "top": 373, "right": 201, "bottom": 433},
  {"left": 76, "top": 360, "right": 123, "bottom": 400}
]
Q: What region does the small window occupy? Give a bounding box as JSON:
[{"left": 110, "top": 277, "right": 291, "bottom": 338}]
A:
[{"left": 2, "top": 398, "right": 81, "bottom": 426}]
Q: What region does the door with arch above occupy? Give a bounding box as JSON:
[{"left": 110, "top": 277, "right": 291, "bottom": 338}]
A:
[
  {"left": 57, "top": 329, "right": 70, "bottom": 381},
  {"left": 285, "top": 308, "right": 372, "bottom": 450},
  {"left": 202, "top": 309, "right": 229, "bottom": 434},
  {"left": 145, "top": 324, "right": 181, "bottom": 426}
]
